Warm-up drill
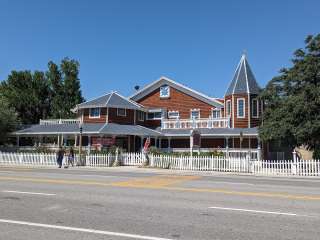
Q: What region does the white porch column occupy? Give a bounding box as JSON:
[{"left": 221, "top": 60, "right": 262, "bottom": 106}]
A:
[
  {"left": 168, "top": 137, "right": 171, "bottom": 152},
  {"left": 257, "top": 138, "right": 261, "bottom": 161},
  {"left": 57, "top": 135, "right": 60, "bottom": 147},
  {"left": 74, "top": 135, "right": 77, "bottom": 147},
  {"left": 159, "top": 138, "right": 162, "bottom": 149}
]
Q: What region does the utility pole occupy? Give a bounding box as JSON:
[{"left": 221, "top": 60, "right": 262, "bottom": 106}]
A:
[{"left": 79, "top": 123, "right": 83, "bottom": 166}]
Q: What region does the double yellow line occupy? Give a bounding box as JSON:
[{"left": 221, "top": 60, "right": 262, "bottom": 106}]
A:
[{"left": 0, "top": 175, "right": 319, "bottom": 201}]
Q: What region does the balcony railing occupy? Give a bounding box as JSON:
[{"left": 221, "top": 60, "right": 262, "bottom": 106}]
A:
[
  {"left": 39, "top": 119, "right": 81, "bottom": 125},
  {"left": 161, "top": 117, "right": 230, "bottom": 129}
]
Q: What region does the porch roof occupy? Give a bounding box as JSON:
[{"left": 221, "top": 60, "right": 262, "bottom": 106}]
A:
[
  {"left": 158, "top": 127, "right": 258, "bottom": 137},
  {"left": 14, "top": 123, "right": 161, "bottom": 137}
]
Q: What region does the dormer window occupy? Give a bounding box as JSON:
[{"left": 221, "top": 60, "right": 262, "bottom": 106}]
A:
[
  {"left": 89, "top": 108, "right": 100, "bottom": 118},
  {"left": 160, "top": 85, "right": 170, "bottom": 98}
]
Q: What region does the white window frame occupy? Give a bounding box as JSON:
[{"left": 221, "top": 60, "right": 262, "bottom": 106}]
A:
[
  {"left": 89, "top": 108, "right": 101, "bottom": 119},
  {"left": 212, "top": 109, "right": 221, "bottom": 119},
  {"left": 147, "top": 111, "right": 162, "bottom": 120},
  {"left": 137, "top": 111, "right": 145, "bottom": 121},
  {"left": 160, "top": 85, "right": 170, "bottom": 98},
  {"left": 251, "top": 98, "right": 259, "bottom": 118},
  {"left": 226, "top": 100, "right": 231, "bottom": 117},
  {"left": 117, "top": 108, "right": 127, "bottom": 117},
  {"left": 168, "top": 111, "right": 180, "bottom": 119},
  {"left": 190, "top": 109, "right": 200, "bottom": 119},
  {"left": 237, "top": 98, "right": 245, "bottom": 118}
]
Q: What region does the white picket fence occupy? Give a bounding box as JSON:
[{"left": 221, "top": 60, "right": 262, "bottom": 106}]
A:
[
  {"left": 150, "top": 155, "right": 250, "bottom": 173},
  {"left": 0, "top": 152, "right": 57, "bottom": 166},
  {"left": 150, "top": 154, "right": 320, "bottom": 176},
  {"left": 1, "top": 151, "right": 319, "bottom": 177}
]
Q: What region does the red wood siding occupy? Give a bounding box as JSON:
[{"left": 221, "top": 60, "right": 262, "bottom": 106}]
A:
[
  {"left": 108, "top": 108, "right": 135, "bottom": 125},
  {"left": 137, "top": 87, "right": 218, "bottom": 119},
  {"left": 82, "top": 108, "right": 107, "bottom": 123}
]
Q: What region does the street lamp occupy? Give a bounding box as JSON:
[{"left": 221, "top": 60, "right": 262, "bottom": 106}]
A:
[{"left": 79, "top": 122, "right": 83, "bottom": 166}]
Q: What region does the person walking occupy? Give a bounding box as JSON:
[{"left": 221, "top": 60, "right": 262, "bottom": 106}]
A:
[
  {"left": 68, "top": 147, "right": 75, "bottom": 167},
  {"left": 56, "top": 147, "right": 64, "bottom": 168}
]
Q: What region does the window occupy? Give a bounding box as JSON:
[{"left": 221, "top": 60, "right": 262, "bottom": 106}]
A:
[
  {"left": 237, "top": 98, "right": 245, "bottom": 118},
  {"left": 190, "top": 109, "right": 200, "bottom": 119},
  {"left": 160, "top": 85, "right": 170, "bottom": 98},
  {"left": 212, "top": 109, "right": 221, "bottom": 118},
  {"left": 117, "top": 108, "right": 126, "bottom": 117},
  {"left": 89, "top": 108, "right": 100, "bottom": 118},
  {"left": 147, "top": 111, "right": 162, "bottom": 120},
  {"left": 168, "top": 111, "right": 179, "bottom": 119},
  {"left": 252, "top": 99, "right": 259, "bottom": 118},
  {"left": 226, "top": 100, "right": 231, "bottom": 116},
  {"left": 137, "top": 111, "right": 145, "bottom": 121}
]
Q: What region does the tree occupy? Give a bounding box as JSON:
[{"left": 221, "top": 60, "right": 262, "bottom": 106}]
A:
[
  {"left": 259, "top": 34, "right": 320, "bottom": 158},
  {"left": 47, "top": 61, "right": 63, "bottom": 118},
  {"left": 0, "top": 95, "right": 18, "bottom": 144},
  {"left": 0, "top": 58, "right": 85, "bottom": 125},
  {"left": 60, "top": 58, "right": 84, "bottom": 118}
]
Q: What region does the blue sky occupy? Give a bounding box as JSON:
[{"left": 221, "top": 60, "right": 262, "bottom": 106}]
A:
[{"left": 0, "top": 0, "right": 319, "bottom": 100}]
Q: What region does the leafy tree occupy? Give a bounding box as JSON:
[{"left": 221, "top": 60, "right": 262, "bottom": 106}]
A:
[
  {"left": 0, "top": 58, "right": 84, "bottom": 125},
  {"left": 47, "top": 61, "right": 63, "bottom": 118},
  {"left": 259, "top": 34, "right": 320, "bottom": 158},
  {"left": 0, "top": 95, "right": 18, "bottom": 144},
  {"left": 60, "top": 58, "right": 84, "bottom": 118}
]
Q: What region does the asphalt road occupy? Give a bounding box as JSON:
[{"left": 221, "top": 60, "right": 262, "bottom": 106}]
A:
[{"left": 0, "top": 166, "right": 319, "bottom": 240}]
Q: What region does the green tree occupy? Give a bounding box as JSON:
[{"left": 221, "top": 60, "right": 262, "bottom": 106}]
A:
[
  {"left": 259, "top": 34, "right": 320, "bottom": 158},
  {"left": 47, "top": 61, "right": 63, "bottom": 118},
  {"left": 60, "top": 58, "right": 84, "bottom": 118},
  {"left": 0, "top": 95, "right": 18, "bottom": 144}
]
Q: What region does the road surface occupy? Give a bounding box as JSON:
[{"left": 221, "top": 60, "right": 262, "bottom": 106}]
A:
[{"left": 0, "top": 166, "right": 319, "bottom": 240}]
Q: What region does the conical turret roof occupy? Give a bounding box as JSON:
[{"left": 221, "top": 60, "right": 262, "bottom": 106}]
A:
[{"left": 225, "top": 54, "right": 260, "bottom": 96}]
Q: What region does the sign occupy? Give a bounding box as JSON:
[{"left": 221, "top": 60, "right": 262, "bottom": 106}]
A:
[{"left": 92, "top": 137, "right": 116, "bottom": 146}]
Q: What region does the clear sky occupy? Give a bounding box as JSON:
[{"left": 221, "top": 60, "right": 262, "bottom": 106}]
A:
[{"left": 0, "top": 0, "right": 319, "bottom": 100}]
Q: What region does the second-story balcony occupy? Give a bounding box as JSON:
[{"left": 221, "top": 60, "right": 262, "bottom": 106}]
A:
[
  {"left": 161, "top": 117, "right": 230, "bottom": 129},
  {"left": 39, "top": 119, "right": 81, "bottom": 125}
]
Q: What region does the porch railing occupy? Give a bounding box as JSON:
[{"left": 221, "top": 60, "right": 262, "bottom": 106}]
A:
[
  {"left": 161, "top": 117, "right": 230, "bottom": 129},
  {"left": 40, "top": 119, "right": 81, "bottom": 125}
]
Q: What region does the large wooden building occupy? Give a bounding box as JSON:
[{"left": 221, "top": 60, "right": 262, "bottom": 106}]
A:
[{"left": 14, "top": 54, "right": 263, "bottom": 156}]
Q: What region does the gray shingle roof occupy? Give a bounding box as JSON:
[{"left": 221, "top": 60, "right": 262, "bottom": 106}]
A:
[
  {"left": 15, "top": 123, "right": 105, "bottom": 135},
  {"left": 157, "top": 127, "right": 258, "bottom": 136},
  {"left": 14, "top": 123, "right": 161, "bottom": 137},
  {"left": 99, "top": 123, "right": 161, "bottom": 136},
  {"left": 225, "top": 54, "right": 260, "bottom": 96},
  {"left": 74, "top": 92, "right": 143, "bottom": 111}
]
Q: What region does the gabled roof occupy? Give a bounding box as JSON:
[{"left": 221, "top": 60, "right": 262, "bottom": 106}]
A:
[
  {"left": 225, "top": 54, "right": 260, "bottom": 96},
  {"left": 130, "top": 76, "right": 224, "bottom": 108},
  {"left": 73, "top": 92, "right": 144, "bottom": 112}
]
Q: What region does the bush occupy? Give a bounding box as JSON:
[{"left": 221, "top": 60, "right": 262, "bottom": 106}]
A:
[{"left": 313, "top": 148, "right": 320, "bottom": 159}]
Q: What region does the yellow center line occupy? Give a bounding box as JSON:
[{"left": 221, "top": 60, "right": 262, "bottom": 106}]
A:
[{"left": 0, "top": 175, "right": 319, "bottom": 201}]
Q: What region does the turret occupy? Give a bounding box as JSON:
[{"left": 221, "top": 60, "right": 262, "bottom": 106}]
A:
[{"left": 224, "top": 54, "right": 261, "bottom": 128}]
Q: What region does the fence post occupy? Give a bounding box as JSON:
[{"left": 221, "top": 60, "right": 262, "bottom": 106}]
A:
[{"left": 291, "top": 149, "right": 297, "bottom": 175}]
